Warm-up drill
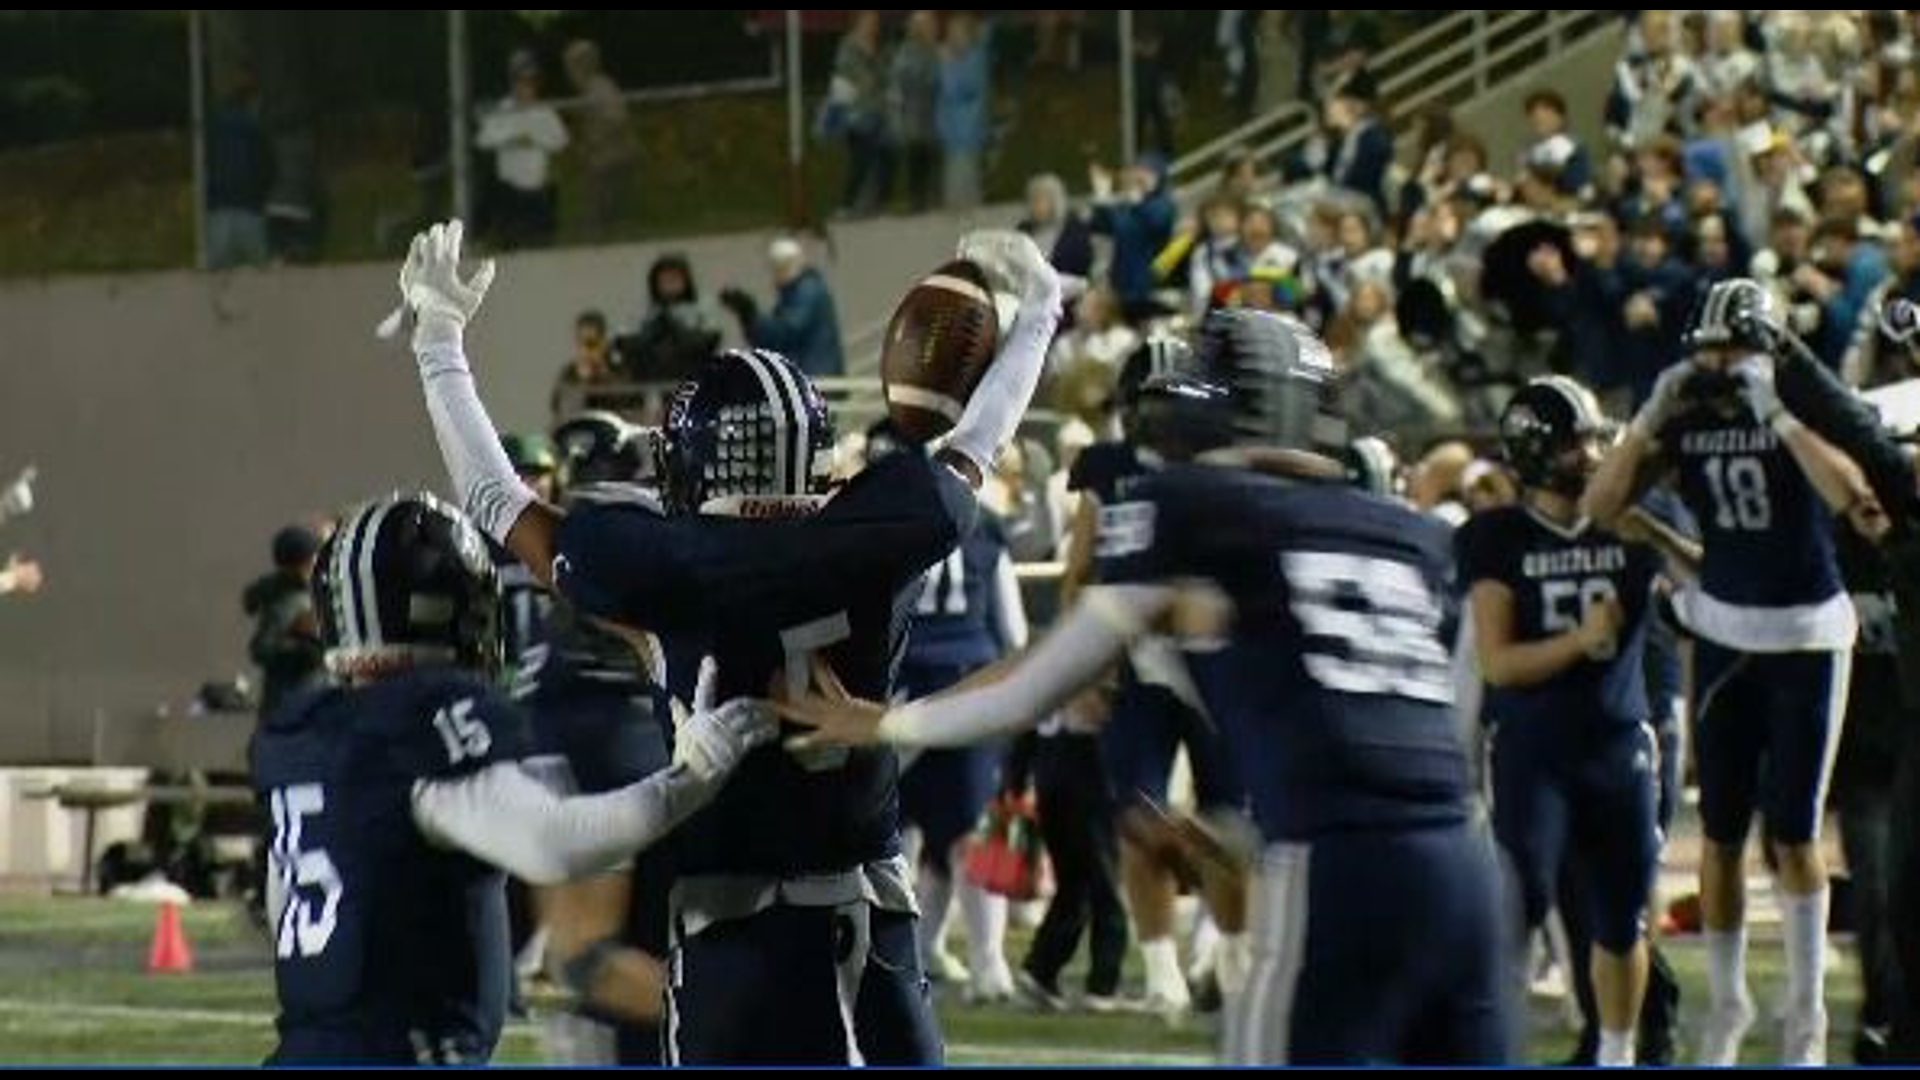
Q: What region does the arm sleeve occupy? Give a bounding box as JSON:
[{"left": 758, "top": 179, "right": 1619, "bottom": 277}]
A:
[
  {"left": 942, "top": 258, "right": 1063, "bottom": 478},
  {"left": 878, "top": 583, "right": 1168, "bottom": 748},
  {"left": 413, "top": 339, "right": 538, "bottom": 544},
  {"left": 1776, "top": 325, "right": 1920, "bottom": 531},
  {"left": 412, "top": 760, "right": 720, "bottom": 885}
]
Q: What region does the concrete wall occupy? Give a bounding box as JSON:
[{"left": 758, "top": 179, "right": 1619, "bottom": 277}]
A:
[
  {"left": 0, "top": 206, "right": 1018, "bottom": 762},
  {"left": 1451, "top": 21, "right": 1626, "bottom": 179}
]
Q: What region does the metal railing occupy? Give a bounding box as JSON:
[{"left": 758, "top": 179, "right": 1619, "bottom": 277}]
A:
[{"left": 1170, "top": 9, "right": 1613, "bottom": 201}]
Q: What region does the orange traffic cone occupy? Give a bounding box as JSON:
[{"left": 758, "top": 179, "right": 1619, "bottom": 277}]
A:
[{"left": 147, "top": 901, "right": 194, "bottom": 974}]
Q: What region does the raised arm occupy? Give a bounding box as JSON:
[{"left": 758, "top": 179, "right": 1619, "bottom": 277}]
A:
[{"left": 394, "top": 221, "right": 567, "bottom": 582}]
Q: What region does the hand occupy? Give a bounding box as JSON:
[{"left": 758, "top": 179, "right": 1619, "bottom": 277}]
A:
[
  {"left": 1631, "top": 362, "right": 1696, "bottom": 438},
  {"left": 1, "top": 554, "right": 42, "bottom": 596},
  {"left": 956, "top": 228, "right": 1060, "bottom": 308},
  {"left": 775, "top": 656, "right": 889, "bottom": 750},
  {"left": 1577, "top": 596, "right": 1624, "bottom": 660},
  {"left": 1729, "top": 354, "right": 1784, "bottom": 426},
  {"left": 1623, "top": 291, "right": 1660, "bottom": 329},
  {"left": 392, "top": 220, "right": 497, "bottom": 350},
  {"left": 672, "top": 657, "right": 777, "bottom": 783}
]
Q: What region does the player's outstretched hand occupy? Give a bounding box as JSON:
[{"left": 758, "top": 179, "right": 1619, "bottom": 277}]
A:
[
  {"left": 1630, "top": 361, "right": 1696, "bottom": 440},
  {"left": 775, "top": 656, "right": 888, "bottom": 750},
  {"left": 380, "top": 219, "right": 497, "bottom": 349},
  {"left": 673, "top": 657, "right": 778, "bottom": 783},
  {"left": 1730, "top": 354, "right": 1785, "bottom": 427}
]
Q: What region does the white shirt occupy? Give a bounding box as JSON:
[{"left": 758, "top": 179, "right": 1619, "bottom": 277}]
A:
[{"left": 477, "top": 99, "right": 570, "bottom": 192}]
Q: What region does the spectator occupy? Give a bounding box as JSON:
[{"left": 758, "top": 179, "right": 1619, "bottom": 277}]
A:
[
  {"left": 1323, "top": 69, "right": 1393, "bottom": 214},
  {"left": 720, "top": 237, "right": 845, "bottom": 378},
  {"left": 1843, "top": 213, "right": 1920, "bottom": 387},
  {"left": 1607, "top": 9, "right": 1699, "bottom": 149},
  {"left": 889, "top": 11, "right": 942, "bottom": 213},
  {"left": 1187, "top": 195, "right": 1247, "bottom": 315},
  {"left": 562, "top": 39, "right": 637, "bottom": 235},
  {"left": 242, "top": 525, "right": 324, "bottom": 723},
  {"left": 1216, "top": 147, "right": 1266, "bottom": 205},
  {"left": 477, "top": 50, "right": 569, "bottom": 249},
  {"left": 0, "top": 553, "right": 41, "bottom": 598},
  {"left": 1018, "top": 173, "right": 1094, "bottom": 282},
  {"left": 1698, "top": 10, "right": 1761, "bottom": 98},
  {"left": 1131, "top": 26, "right": 1180, "bottom": 155},
  {"left": 1521, "top": 88, "right": 1593, "bottom": 198},
  {"left": 551, "top": 310, "right": 620, "bottom": 416},
  {"left": 1399, "top": 105, "right": 1459, "bottom": 217},
  {"left": 1798, "top": 215, "right": 1890, "bottom": 366},
  {"left": 1238, "top": 205, "right": 1299, "bottom": 281},
  {"left": 624, "top": 254, "right": 723, "bottom": 386},
  {"left": 1617, "top": 213, "right": 1696, "bottom": 402},
  {"left": 205, "top": 73, "right": 273, "bottom": 270},
  {"left": 1087, "top": 154, "right": 1177, "bottom": 320},
  {"left": 1615, "top": 135, "right": 1690, "bottom": 239},
  {"left": 1734, "top": 126, "right": 1818, "bottom": 249},
  {"left": 937, "top": 12, "right": 992, "bottom": 210},
  {"left": 828, "top": 11, "right": 891, "bottom": 216},
  {"left": 1047, "top": 285, "right": 1139, "bottom": 421},
  {"left": 1765, "top": 13, "right": 1843, "bottom": 157},
  {"left": 1533, "top": 212, "right": 1632, "bottom": 394}
]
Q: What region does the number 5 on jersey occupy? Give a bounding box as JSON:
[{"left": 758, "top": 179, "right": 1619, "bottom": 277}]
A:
[{"left": 268, "top": 784, "right": 342, "bottom": 960}]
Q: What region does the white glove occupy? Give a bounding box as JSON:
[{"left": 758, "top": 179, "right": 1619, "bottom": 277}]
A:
[
  {"left": 1630, "top": 362, "right": 1695, "bottom": 440},
  {"left": 386, "top": 220, "right": 498, "bottom": 351},
  {"left": 956, "top": 229, "right": 1061, "bottom": 310},
  {"left": 0, "top": 467, "right": 34, "bottom": 521},
  {"left": 1731, "top": 354, "right": 1786, "bottom": 427},
  {"left": 671, "top": 658, "right": 777, "bottom": 784}
]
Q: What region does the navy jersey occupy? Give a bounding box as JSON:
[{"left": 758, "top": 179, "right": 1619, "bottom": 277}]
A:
[
  {"left": 1069, "top": 440, "right": 1158, "bottom": 510},
  {"left": 515, "top": 602, "right": 670, "bottom": 798},
  {"left": 490, "top": 542, "right": 554, "bottom": 670},
  {"left": 555, "top": 449, "right": 973, "bottom": 877},
  {"left": 1660, "top": 406, "right": 1854, "bottom": 651},
  {"left": 904, "top": 513, "right": 1012, "bottom": 670},
  {"left": 1456, "top": 505, "right": 1661, "bottom": 731},
  {"left": 250, "top": 669, "right": 532, "bottom": 1064},
  {"left": 1099, "top": 464, "right": 1472, "bottom": 840}
]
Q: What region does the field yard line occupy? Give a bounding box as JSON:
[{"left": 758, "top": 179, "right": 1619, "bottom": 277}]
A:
[{"left": 0, "top": 998, "right": 1212, "bottom": 1065}]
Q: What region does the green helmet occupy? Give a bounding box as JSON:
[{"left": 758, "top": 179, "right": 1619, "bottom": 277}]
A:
[{"left": 500, "top": 432, "right": 557, "bottom": 477}]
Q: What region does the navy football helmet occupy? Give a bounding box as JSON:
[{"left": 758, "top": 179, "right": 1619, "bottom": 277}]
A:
[
  {"left": 658, "top": 348, "right": 836, "bottom": 514},
  {"left": 1343, "top": 435, "right": 1402, "bottom": 497},
  {"left": 552, "top": 410, "right": 651, "bottom": 492},
  {"left": 1192, "top": 308, "right": 1346, "bottom": 454},
  {"left": 312, "top": 492, "right": 502, "bottom": 677},
  {"left": 1499, "top": 375, "right": 1608, "bottom": 496}
]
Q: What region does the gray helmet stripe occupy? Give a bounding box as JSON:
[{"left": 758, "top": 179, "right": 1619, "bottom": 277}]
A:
[
  {"left": 353, "top": 498, "right": 399, "bottom": 648},
  {"left": 735, "top": 350, "right": 796, "bottom": 496}
]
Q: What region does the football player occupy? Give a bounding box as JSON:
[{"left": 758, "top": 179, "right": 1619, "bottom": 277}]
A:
[
  {"left": 252, "top": 491, "right": 771, "bottom": 1064},
  {"left": 1585, "top": 278, "right": 1878, "bottom": 1064},
  {"left": 1456, "top": 375, "right": 1697, "bottom": 1065},
  {"left": 390, "top": 220, "right": 1061, "bottom": 1063},
  {"left": 1063, "top": 336, "right": 1247, "bottom": 1017},
  {"left": 780, "top": 309, "right": 1514, "bottom": 1065}
]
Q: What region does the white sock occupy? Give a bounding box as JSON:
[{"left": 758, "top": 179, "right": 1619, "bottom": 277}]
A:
[
  {"left": 1141, "top": 936, "right": 1183, "bottom": 998},
  {"left": 956, "top": 874, "right": 1009, "bottom": 980},
  {"left": 916, "top": 867, "right": 954, "bottom": 963},
  {"left": 1703, "top": 926, "right": 1751, "bottom": 1013},
  {"left": 1779, "top": 885, "right": 1830, "bottom": 1018},
  {"left": 1215, "top": 933, "right": 1251, "bottom": 996},
  {"left": 1598, "top": 1029, "right": 1635, "bottom": 1067},
  {"left": 1188, "top": 912, "right": 1222, "bottom": 982}
]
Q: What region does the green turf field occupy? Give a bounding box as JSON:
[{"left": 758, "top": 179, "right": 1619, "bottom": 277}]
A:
[{"left": 0, "top": 894, "right": 1865, "bottom": 1065}]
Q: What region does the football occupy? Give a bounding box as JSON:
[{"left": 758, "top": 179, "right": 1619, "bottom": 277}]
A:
[{"left": 879, "top": 258, "right": 1000, "bottom": 443}]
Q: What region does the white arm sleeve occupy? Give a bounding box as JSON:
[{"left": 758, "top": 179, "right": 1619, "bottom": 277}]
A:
[
  {"left": 411, "top": 760, "right": 718, "bottom": 885},
  {"left": 877, "top": 583, "right": 1168, "bottom": 748},
  {"left": 991, "top": 551, "right": 1030, "bottom": 652},
  {"left": 414, "top": 340, "right": 537, "bottom": 543},
  {"left": 944, "top": 271, "right": 1063, "bottom": 477}
]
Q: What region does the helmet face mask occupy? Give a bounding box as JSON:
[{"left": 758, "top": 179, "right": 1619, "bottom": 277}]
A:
[
  {"left": 312, "top": 492, "right": 503, "bottom": 681},
  {"left": 659, "top": 349, "right": 836, "bottom": 515}
]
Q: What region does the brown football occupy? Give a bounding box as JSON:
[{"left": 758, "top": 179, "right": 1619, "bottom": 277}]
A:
[{"left": 879, "top": 258, "right": 1000, "bottom": 443}]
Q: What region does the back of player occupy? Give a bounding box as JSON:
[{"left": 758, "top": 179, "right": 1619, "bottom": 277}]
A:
[
  {"left": 253, "top": 667, "right": 528, "bottom": 1065},
  {"left": 1097, "top": 312, "right": 1509, "bottom": 1064},
  {"left": 1115, "top": 462, "right": 1507, "bottom": 1064}
]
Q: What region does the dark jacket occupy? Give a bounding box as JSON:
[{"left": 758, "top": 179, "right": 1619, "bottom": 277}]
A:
[
  {"left": 243, "top": 570, "right": 324, "bottom": 720},
  {"left": 627, "top": 253, "right": 722, "bottom": 383},
  {"left": 1088, "top": 158, "right": 1176, "bottom": 305},
  {"left": 748, "top": 268, "right": 845, "bottom": 378},
  {"left": 1017, "top": 213, "right": 1095, "bottom": 282}
]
